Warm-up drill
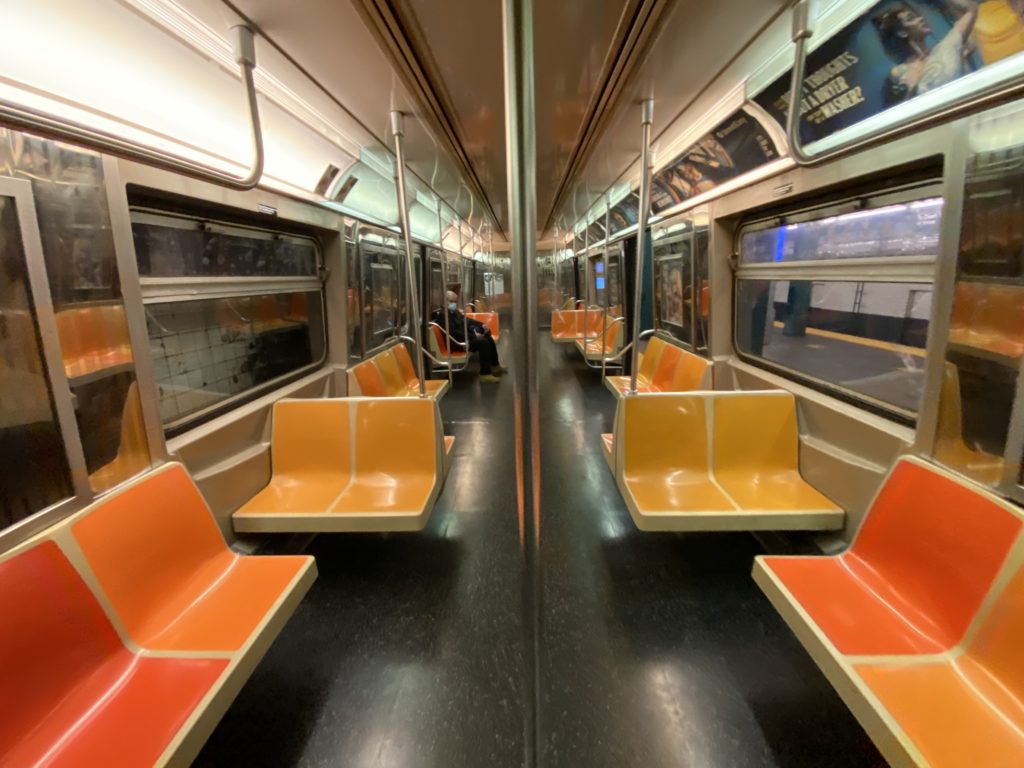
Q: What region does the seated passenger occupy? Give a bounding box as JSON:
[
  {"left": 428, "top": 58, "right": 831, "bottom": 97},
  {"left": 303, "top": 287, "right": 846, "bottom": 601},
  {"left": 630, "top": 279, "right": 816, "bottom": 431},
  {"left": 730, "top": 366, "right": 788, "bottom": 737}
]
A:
[{"left": 433, "top": 291, "right": 504, "bottom": 382}]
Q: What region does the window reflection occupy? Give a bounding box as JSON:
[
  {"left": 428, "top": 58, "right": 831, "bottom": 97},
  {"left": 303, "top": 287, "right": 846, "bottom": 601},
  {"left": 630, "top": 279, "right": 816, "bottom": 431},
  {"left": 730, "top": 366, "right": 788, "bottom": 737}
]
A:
[
  {"left": 937, "top": 119, "right": 1024, "bottom": 485},
  {"left": 0, "top": 195, "right": 72, "bottom": 526},
  {"left": 0, "top": 129, "right": 149, "bottom": 493}
]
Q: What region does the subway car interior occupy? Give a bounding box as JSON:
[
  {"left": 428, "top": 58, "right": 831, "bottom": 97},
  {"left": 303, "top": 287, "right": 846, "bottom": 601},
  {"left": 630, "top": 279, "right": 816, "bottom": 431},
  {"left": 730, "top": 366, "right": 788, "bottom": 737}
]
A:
[{"left": 2, "top": 0, "right": 1024, "bottom": 766}]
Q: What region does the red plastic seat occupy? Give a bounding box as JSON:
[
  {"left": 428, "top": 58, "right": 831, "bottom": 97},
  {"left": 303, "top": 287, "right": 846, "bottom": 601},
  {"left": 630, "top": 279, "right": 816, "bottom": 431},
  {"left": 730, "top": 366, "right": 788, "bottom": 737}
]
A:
[
  {"left": 759, "top": 458, "right": 1022, "bottom": 655},
  {"left": 72, "top": 464, "right": 312, "bottom": 652},
  {"left": 0, "top": 542, "right": 227, "bottom": 767}
]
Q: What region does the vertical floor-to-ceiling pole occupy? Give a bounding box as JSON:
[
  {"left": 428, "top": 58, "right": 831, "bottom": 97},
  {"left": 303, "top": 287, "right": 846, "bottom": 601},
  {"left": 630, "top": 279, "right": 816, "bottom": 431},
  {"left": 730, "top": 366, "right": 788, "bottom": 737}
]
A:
[
  {"left": 502, "top": 0, "right": 540, "bottom": 763},
  {"left": 629, "top": 99, "right": 654, "bottom": 394},
  {"left": 391, "top": 109, "right": 427, "bottom": 397}
]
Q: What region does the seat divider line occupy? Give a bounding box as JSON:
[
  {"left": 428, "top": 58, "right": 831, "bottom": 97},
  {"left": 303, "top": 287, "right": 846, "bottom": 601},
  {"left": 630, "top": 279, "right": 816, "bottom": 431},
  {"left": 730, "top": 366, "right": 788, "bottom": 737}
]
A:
[
  {"left": 705, "top": 396, "right": 742, "bottom": 512},
  {"left": 325, "top": 400, "right": 359, "bottom": 513}
]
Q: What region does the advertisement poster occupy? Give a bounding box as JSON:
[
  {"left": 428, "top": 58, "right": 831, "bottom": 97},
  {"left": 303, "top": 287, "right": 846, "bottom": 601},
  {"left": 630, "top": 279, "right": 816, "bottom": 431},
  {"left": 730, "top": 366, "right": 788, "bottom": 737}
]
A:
[
  {"left": 608, "top": 193, "right": 640, "bottom": 234},
  {"left": 755, "top": 0, "right": 1024, "bottom": 145},
  {"left": 650, "top": 110, "right": 780, "bottom": 214},
  {"left": 660, "top": 257, "right": 686, "bottom": 326}
]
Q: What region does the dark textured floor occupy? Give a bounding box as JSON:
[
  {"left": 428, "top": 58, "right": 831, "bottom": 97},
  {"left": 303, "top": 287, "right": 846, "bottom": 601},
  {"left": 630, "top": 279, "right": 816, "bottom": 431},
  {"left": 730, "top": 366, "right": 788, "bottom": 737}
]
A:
[{"left": 196, "top": 333, "right": 884, "bottom": 768}]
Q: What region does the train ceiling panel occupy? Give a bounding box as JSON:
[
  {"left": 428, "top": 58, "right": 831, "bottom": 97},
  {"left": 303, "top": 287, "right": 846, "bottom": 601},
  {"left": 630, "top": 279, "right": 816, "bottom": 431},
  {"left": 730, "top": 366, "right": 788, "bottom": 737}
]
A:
[{"left": 555, "top": 0, "right": 792, "bottom": 234}]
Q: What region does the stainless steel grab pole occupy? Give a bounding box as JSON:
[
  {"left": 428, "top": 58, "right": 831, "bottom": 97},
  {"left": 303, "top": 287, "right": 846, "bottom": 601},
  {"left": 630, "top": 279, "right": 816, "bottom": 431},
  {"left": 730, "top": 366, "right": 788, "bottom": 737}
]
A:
[
  {"left": 437, "top": 207, "right": 454, "bottom": 387},
  {"left": 0, "top": 26, "right": 264, "bottom": 190},
  {"left": 629, "top": 99, "right": 654, "bottom": 394},
  {"left": 600, "top": 199, "right": 611, "bottom": 378},
  {"left": 390, "top": 111, "right": 427, "bottom": 397}
]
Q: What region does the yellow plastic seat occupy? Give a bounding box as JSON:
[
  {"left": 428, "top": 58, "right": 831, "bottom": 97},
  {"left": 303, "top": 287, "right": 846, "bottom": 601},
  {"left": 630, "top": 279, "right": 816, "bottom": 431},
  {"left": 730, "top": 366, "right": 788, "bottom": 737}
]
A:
[
  {"left": 612, "top": 391, "right": 843, "bottom": 531},
  {"left": 391, "top": 345, "right": 448, "bottom": 400},
  {"left": 712, "top": 393, "right": 841, "bottom": 525},
  {"left": 233, "top": 398, "right": 444, "bottom": 533},
  {"left": 618, "top": 394, "right": 734, "bottom": 530},
  {"left": 375, "top": 348, "right": 409, "bottom": 396},
  {"left": 576, "top": 314, "right": 622, "bottom": 361}
]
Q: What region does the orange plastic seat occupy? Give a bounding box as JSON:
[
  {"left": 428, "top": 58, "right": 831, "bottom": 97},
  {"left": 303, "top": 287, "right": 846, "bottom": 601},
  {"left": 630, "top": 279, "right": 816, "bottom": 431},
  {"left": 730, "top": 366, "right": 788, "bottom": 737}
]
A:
[
  {"left": 376, "top": 347, "right": 410, "bottom": 395},
  {"left": 854, "top": 562, "right": 1024, "bottom": 768},
  {"left": 550, "top": 309, "right": 580, "bottom": 341},
  {"left": 606, "top": 340, "right": 712, "bottom": 397},
  {"left": 0, "top": 542, "right": 228, "bottom": 767},
  {"left": 430, "top": 324, "right": 469, "bottom": 360},
  {"left": 73, "top": 463, "right": 314, "bottom": 652},
  {"left": 55, "top": 303, "right": 134, "bottom": 382},
  {"left": 613, "top": 391, "right": 842, "bottom": 531},
  {"left": 234, "top": 398, "right": 444, "bottom": 532},
  {"left": 756, "top": 458, "right": 1021, "bottom": 655},
  {"left": 466, "top": 311, "right": 500, "bottom": 340},
  {"left": 352, "top": 359, "right": 387, "bottom": 397},
  {"left": 753, "top": 457, "right": 1024, "bottom": 768}
]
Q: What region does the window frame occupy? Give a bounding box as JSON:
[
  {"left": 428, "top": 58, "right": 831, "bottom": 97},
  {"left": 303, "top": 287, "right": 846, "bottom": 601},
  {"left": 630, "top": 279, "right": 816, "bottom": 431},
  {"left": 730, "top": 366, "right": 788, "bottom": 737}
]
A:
[
  {"left": 356, "top": 225, "right": 409, "bottom": 357},
  {"left": 733, "top": 180, "right": 945, "bottom": 423},
  {"left": 651, "top": 210, "right": 712, "bottom": 355},
  {"left": 0, "top": 175, "right": 92, "bottom": 550},
  {"left": 131, "top": 206, "right": 327, "bottom": 434}
]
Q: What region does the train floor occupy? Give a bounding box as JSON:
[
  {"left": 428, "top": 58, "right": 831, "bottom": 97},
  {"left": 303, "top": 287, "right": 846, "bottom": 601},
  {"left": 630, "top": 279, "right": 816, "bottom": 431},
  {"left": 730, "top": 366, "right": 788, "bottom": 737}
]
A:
[{"left": 195, "top": 334, "right": 884, "bottom": 768}]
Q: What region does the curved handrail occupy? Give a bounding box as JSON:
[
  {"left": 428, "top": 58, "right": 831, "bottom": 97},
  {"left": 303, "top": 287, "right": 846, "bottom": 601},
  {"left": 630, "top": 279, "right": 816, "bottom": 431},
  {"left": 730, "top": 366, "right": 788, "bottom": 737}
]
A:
[
  {"left": 0, "top": 26, "right": 264, "bottom": 190},
  {"left": 599, "top": 328, "right": 656, "bottom": 375},
  {"left": 785, "top": 0, "right": 1024, "bottom": 166},
  {"left": 580, "top": 315, "right": 624, "bottom": 344}
]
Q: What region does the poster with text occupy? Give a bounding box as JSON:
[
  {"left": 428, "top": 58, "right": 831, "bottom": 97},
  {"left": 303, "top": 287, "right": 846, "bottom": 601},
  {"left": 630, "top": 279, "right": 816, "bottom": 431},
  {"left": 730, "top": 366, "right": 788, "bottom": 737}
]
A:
[{"left": 755, "top": 0, "right": 1024, "bottom": 145}]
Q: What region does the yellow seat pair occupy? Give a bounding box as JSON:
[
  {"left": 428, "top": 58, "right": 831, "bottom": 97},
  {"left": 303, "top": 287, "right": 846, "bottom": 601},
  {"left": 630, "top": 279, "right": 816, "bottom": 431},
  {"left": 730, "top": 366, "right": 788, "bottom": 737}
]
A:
[
  {"left": 604, "top": 391, "right": 843, "bottom": 531},
  {"left": 603, "top": 336, "right": 711, "bottom": 397},
  {"left": 575, "top": 314, "right": 623, "bottom": 362},
  {"left": 233, "top": 397, "right": 448, "bottom": 532},
  {"left": 348, "top": 343, "right": 448, "bottom": 400}
]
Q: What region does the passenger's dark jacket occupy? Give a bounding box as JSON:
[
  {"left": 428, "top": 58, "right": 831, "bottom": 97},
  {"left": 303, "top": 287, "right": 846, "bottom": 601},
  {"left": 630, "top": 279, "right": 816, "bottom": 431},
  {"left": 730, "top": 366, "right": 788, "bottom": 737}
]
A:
[{"left": 432, "top": 308, "right": 485, "bottom": 344}]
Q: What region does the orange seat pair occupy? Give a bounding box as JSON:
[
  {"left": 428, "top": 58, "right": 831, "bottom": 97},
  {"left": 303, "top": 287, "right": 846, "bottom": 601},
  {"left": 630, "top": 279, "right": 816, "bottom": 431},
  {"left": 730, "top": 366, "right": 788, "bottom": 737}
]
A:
[
  {"left": 754, "top": 457, "right": 1024, "bottom": 768},
  {"left": 575, "top": 315, "right": 622, "bottom": 361},
  {"left": 233, "top": 397, "right": 446, "bottom": 532},
  {"left": 609, "top": 391, "right": 843, "bottom": 531},
  {"left": 348, "top": 343, "right": 448, "bottom": 400},
  {"left": 949, "top": 281, "right": 1024, "bottom": 359},
  {"left": 428, "top": 323, "right": 469, "bottom": 362},
  {"left": 54, "top": 303, "right": 134, "bottom": 382},
  {"left": 0, "top": 463, "right": 316, "bottom": 767},
  {"left": 550, "top": 308, "right": 604, "bottom": 342},
  {"left": 604, "top": 338, "right": 711, "bottom": 397}
]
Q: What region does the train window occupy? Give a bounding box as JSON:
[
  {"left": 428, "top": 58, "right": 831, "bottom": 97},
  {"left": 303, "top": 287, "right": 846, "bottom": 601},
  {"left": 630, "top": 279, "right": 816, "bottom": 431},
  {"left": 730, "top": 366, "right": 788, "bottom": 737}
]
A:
[
  {"left": 131, "top": 209, "right": 326, "bottom": 433},
  {"left": 3, "top": 131, "right": 152, "bottom": 492},
  {"left": 132, "top": 213, "right": 317, "bottom": 278},
  {"left": 936, "top": 105, "right": 1024, "bottom": 487},
  {"left": 0, "top": 192, "right": 73, "bottom": 528},
  {"left": 357, "top": 229, "right": 406, "bottom": 353},
  {"left": 736, "top": 188, "right": 943, "bottom": 419},
  {"left": 146, "top": 292, "right": 324, "bottom": 430}
]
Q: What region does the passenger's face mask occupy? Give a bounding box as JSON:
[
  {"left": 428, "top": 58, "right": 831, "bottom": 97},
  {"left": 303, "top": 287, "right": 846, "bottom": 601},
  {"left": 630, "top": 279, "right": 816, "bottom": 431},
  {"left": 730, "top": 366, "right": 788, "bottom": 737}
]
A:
[{"left": 448, "top": 302, "right": 458, "bottom": 311}]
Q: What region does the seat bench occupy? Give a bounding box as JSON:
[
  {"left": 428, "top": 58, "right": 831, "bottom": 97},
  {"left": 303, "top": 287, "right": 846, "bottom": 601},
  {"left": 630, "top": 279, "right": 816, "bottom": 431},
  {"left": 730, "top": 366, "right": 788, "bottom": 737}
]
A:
[
  {"left": 348, "top": 342, "right": 448, "bottom": 400},
  {"left": 753, "top": 456, "right": 1024, "bottom": 768},
  {"left": 606, "top": 390, "right": 843, "bottom": 532},
  {"left": 550, "top": 308, "right": 605, "bottom": 343},
  {"left": 233, "top": 397, "right": 448, "bottom": 533},
  {"left": 603, "top": 336, "right": 711, "bottom": 397},
  {"left": 0, "top": 463, "right": 316, "bottom": 767}
]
